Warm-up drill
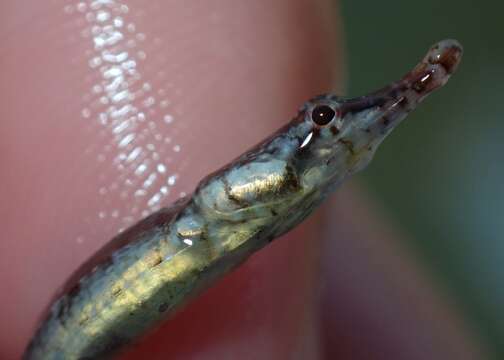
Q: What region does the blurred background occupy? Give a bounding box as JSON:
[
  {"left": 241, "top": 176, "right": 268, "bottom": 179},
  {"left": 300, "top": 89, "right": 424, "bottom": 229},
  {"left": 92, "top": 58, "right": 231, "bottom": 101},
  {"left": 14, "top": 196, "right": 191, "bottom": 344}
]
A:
[{"left": 341, "top": 0, "right": 504, "bottom": 357}]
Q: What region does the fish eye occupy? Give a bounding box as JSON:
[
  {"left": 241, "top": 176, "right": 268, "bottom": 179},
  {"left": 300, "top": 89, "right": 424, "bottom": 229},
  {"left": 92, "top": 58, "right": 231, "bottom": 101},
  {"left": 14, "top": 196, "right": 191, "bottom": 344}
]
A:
[{"left": 311, "top": 105, "right": 336, "bottom": 126}]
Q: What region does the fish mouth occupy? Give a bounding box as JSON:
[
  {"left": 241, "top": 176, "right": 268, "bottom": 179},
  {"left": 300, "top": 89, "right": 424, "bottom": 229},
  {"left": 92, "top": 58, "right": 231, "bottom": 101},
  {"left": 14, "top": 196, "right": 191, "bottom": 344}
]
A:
[{"left": 339, "top": 39, "right": 463, "bottom": 131}]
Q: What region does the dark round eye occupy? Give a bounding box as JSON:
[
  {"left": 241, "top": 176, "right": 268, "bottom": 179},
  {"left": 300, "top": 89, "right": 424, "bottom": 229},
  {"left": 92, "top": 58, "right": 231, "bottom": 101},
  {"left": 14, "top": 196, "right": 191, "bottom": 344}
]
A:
[{"left": 311, "top": 105, "right": 335, "bottom": 126}]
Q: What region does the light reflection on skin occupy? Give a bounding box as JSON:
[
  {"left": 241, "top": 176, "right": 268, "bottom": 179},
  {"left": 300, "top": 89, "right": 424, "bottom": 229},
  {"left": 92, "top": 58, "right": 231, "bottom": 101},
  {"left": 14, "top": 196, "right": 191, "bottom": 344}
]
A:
[{"left": 67, "top": 0, "right": 183, "bottom": 236}]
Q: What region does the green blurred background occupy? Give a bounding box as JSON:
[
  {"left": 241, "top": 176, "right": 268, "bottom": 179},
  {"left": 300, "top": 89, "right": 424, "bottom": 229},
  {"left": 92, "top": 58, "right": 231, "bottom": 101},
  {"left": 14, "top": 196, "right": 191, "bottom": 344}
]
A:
[{"left": 341, "top": 0, "right": 503, "bottom": 357}]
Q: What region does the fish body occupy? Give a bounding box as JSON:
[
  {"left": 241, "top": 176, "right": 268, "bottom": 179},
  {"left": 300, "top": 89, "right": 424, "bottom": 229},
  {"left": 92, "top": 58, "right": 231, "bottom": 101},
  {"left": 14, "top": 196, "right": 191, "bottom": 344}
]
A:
[{"left": 24, "top": 39, "right": 462, "bottom": 359}]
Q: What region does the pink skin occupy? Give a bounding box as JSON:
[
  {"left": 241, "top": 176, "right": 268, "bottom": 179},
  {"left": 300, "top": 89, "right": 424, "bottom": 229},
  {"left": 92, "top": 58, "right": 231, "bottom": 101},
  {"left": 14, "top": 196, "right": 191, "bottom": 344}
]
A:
[{"left": 0, "top": 1, "right": 483, "bottom": 359}]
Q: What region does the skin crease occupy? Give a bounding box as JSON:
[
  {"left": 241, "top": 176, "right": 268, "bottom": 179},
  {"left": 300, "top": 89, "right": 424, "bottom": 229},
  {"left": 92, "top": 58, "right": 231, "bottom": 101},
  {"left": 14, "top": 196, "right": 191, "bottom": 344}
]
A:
[{"left": 0, "top": 1, "right": 485, "bottom": 359}]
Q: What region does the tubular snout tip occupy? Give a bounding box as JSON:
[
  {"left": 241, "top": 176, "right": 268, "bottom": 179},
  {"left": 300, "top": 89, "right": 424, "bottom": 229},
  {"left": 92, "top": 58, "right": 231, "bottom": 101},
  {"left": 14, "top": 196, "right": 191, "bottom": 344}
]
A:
[{"left": 427, "top": 39, "right": 463, "bottom": 75}]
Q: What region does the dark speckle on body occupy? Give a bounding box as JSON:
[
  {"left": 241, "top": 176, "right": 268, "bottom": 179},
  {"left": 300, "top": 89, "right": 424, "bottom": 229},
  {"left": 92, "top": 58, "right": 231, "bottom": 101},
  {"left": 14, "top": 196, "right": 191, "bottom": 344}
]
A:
[
  {"left": 330, "top": 126, "right": 340, "bottom": 135},
  {"left": 338, "top": 138, "right": 355, "bottom": 155},
  {"left": 111, "top": 287, "right": 122, "bottom": 298},
  {"left": 158, "top": 302, "right": 169, "bottom": 313}
]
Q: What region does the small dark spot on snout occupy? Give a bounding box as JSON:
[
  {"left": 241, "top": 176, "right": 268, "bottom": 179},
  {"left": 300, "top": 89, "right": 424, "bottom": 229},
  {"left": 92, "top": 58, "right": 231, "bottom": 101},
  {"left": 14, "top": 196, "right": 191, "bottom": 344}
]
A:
[
  {"left": 330, "top": 126, "right": 340, "bottom": 135},
  {"left": 412, "top": 70, "right": 435, "bottom": 94},
  {"left": 412, "top": 80, "right": 426, "bottom": 93}
]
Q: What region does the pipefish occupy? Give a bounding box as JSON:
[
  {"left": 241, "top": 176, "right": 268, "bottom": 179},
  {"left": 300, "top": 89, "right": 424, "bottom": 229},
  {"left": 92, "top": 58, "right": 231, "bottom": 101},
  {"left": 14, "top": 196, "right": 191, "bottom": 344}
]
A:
[{"left": 24, "top": 39, "right": 463, "bottom": 359}]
